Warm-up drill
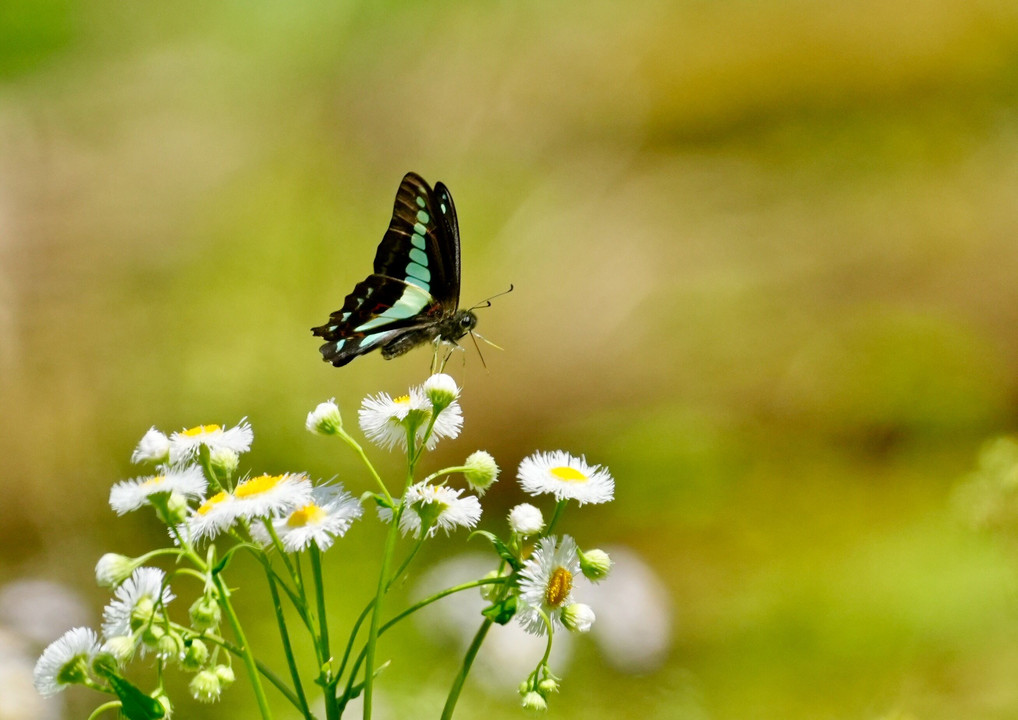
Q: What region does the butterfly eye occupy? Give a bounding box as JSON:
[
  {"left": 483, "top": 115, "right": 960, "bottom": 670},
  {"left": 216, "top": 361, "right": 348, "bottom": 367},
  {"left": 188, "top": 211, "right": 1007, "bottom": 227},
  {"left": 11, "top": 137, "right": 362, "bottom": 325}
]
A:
[{"left": 460, "top": 315, "right": 474, "bottom": 328}]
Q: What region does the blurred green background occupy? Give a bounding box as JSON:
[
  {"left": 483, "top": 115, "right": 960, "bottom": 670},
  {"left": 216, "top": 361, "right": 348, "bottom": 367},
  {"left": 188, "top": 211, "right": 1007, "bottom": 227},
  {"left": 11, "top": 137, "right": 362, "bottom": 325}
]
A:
[{"left": 3, "top": 0, "right": 1018, "bottom": 718}]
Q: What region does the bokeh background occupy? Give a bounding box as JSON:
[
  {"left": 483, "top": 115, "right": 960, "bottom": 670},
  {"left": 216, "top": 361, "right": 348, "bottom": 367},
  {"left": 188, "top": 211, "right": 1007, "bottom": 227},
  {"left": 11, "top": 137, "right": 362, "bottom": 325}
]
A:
[{"left": 3, "top": 1, "right": 1018, "bottom": 718}]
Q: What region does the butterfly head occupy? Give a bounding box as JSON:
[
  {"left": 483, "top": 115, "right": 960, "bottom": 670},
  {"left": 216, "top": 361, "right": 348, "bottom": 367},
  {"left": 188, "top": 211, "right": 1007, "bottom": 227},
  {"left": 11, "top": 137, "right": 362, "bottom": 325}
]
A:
[{"left": 446, "top": 310, "right": 478, "bottom": 341}]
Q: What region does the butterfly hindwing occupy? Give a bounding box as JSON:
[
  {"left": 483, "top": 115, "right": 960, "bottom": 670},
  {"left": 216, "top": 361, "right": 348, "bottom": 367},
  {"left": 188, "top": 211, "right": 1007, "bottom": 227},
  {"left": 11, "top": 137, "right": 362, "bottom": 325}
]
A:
[{"left": 312, "top": 172, "right": 466, "bottom": 367}]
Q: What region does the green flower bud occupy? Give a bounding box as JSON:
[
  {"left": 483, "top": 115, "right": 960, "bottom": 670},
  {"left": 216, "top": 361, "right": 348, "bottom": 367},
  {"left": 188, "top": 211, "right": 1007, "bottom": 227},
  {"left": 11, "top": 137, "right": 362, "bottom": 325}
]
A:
[
  {"left": 561, "top": 602, "right": 595, "bottom": 633},
  {"left": 94, "top": 553, "right": 137, "bottom": 589},
  {"left": 306, "top": 399, "right": 343, "bottom": 435},
  {"left": 463, "top": 450, "right": 499, "bottom": 494},
  {"left": 579, "top": 548, "right": 612, "bottom": 581},
  {"left": 214, "top": 664, "right": 236, "bottom": 689},
  {"left": 424, "top": 373, "right": 460, "bottom": 412},
  {"left": 189, "top": 669, "right": 222, "bottom": 703},
  {"left": 189, "top": 595, "right": 221, "bottom": 632},
  {"left": 182, "top": 638, "right": 209, "bottom": 672},
  {"left": 521, "top": 690, "right": 547, "bottom": 711}
]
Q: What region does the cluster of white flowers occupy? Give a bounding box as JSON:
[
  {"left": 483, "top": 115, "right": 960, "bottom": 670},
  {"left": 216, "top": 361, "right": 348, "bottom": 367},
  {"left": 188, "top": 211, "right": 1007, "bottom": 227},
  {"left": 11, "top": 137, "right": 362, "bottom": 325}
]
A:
[{"left": 33, "top": 371, "right": 620, "bottom": 717}]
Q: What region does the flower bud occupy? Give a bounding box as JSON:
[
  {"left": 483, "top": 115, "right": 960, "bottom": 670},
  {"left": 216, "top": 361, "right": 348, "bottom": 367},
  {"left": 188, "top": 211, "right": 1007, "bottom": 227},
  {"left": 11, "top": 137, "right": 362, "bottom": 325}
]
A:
[
  {"left": 561, "top": 602, "right": 595, "bottom": 633},
  {"left": 182, "top": 638, "right": 209, "bottom": 672},
  {"left": 537, "top": 677, "right": 560, "bottom": 695},
  {"left": 101, "top": 636, "right": 136, "bottom": 665},
  {"left": 131, "top": 427, "right": 170, "bottom": 464},
  {"left": 521, "top": 690, "right": 547, "bottom": 711},
  {"left": 189, "top": 669, "right": 222, "bottom": 703},
  {"left": 463, "top": 451, "right": 499, "bottom": 495},
  {"left": 209, "top": 448, "right": 240, "bottom": 478},
  {"left": 189, "top": 595, "right": 221, "bottom": 632},
  {"left": 306, "top": 399, "right": 343, "bottom": 435},
  {"left": 155, "top": 631, "right": 183, "bottom": 661},
  {"left": 424, "top": 373, "right": 459, "bottom": 412},
  {"left": 508, "top": 503, "right": 544, "bottom": 536},
  {"left": 95, "top": 553, "right": 137, "bottom": 588},
  {"left": 579, "top": 548, "right": 612, "bottom": 581},
  {"left": 214, "top": 664, "right": 236, "bottom": 689}
]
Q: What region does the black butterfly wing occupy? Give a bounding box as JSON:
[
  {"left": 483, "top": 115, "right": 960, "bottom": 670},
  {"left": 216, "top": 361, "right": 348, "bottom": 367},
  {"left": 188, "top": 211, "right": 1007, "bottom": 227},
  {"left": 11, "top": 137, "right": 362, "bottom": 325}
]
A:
[
  {"left": 371, "top": 172, "right": 461, "bottom": 310},
  {"left": 311, "top": 173, "right": 462, "bottom": 367}
]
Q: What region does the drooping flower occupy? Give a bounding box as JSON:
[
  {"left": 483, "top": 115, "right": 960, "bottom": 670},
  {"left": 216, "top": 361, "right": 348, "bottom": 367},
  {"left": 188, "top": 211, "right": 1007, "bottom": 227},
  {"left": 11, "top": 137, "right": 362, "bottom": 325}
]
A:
[
  {"left": 33, "top": 627, "right": 101, "bottom": 697},
  {"left": 516, "top": 451, "right": 614, "bottom": 505},
  {"left": 516, "top": 535, "right": 582, "bottom": 635}
]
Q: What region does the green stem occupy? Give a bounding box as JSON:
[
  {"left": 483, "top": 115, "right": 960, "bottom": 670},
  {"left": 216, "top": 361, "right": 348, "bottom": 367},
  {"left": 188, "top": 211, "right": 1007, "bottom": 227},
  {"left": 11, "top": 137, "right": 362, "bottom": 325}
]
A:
[
  {"left": 441, "top": 619, "right": 492, "bottom": 720},
  {"left": 311, "top": 546, "right": 341, "bottom": 720},
  {"left": 261, "top": 562, "right": 312, "bottom": 719},
  {"left": 362, "top": 503, "right": 402, "bottom": 718},
  {"left": 545, "top": 499, "right": 569, "bottom": 536},
  {"left": 212, "top": 572, "right": 274, "bottom": 720},
  {"left": 342, "top": 577, "right": 504, "bottom": 703},
  {"left": 338, "top": 429, "right": 392, "bottom": 504},
  {"left": 86, "top": 701, "right": 123, "bottom": 720}
]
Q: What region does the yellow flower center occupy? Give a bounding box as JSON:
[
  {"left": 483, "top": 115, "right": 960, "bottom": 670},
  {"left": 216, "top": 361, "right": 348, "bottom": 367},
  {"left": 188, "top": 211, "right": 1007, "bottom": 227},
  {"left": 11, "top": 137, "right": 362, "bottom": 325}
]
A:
[
  {"left": 142, "top": 476, "right": 167, "bottom": 488},
  {"left": 288, "top": 504, "right": 326, "bottom": 528},
  {"left": 235, "top": 475, "right": 284, "bottom": 498},
  {"left": 545, "top": 566, "right": 573, "bottom": 607},
  {"left": 197, "top": 491, "right": 229, "bottom": 515},
  {"left": 550, "top": 466, "right": 587, "bottom": 483},
  {"left": 181, "top": 424, "right": 221, "bottom": 437},
  {"left": 394, "top": 395, "right": 411, "bottom": 404}
]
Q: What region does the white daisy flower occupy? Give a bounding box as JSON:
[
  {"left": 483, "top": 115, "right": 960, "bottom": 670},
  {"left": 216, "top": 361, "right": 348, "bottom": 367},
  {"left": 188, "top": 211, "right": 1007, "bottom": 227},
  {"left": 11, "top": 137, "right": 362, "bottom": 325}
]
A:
[
  {"left": 231, "top": 473, "right": 313, "bottom": 521},
  {"left": 101, "top": 567, "right": 174, "bottom": 640},
  {"left": 358, "top": 389, "right": 429, "bottom": 450},
  {"left": 508, "top": 503, "right": 545, "bottom": 536},
  {"left": 168, "top": 420, "right": 253, "bottom": 464},
  {"left": 33, "top": 627, "right": 101, "bottom": 697},
  {"left": 306, "top": 398, "right": 343, "bottom": 435},
  {"left": 269, "top": 484, "right": 363, "bottom": 552},
  {"left": 131, "top": 427, "right": 170, "bottom": 464},
  {"left": 183, "top": 491, "right": 236, "bottom": 542},
  {"left": 109, "top": 465, "right": 207, "bottom": 515},
  {"left": 359, "top": 387, "right": 463, "bottom": 451},
  {"left": 516, "top": 535, "right": 582, "bottom": 635},
  {"left": 516, "top": 451, "right": 614, "bottom": 505},
  {"left": 382, "top": 483, "right": 482, "bottom": 538}
]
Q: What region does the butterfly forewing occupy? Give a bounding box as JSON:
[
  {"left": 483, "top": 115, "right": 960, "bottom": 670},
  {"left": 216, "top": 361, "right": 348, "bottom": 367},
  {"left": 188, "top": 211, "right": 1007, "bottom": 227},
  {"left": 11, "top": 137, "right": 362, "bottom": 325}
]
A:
[{"left": 311, "top": 172, "right": 464, "bottom": 367}]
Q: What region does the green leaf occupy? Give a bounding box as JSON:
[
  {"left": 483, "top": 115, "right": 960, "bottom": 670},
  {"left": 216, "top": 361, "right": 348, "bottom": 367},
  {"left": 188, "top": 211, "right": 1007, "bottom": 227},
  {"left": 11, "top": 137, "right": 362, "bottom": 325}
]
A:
[
  {"left": 470, "top": 530, "right": 521, "bottom": 570},
  {"left": 482, "top": 596, "right": 518, "bottom": 625},
  {"left": 99, "top": 670, "right": 165, "bottom": 720}
]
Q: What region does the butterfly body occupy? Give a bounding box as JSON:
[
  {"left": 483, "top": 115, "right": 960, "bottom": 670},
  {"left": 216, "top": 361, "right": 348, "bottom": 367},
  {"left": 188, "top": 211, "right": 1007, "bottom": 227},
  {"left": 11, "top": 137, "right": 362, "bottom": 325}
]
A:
[{"left": 312, "top": 173, "right": 474, "bottom": 368}]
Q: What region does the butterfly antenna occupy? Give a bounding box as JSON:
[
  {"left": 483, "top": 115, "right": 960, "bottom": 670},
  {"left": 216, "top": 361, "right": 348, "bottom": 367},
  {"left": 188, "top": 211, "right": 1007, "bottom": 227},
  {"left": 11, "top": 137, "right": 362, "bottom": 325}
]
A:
[
  {"left": 472, "top": 331, "right": 504, "bottom": 351},
  {"left": 469, "top": 331, "right": 488, "bottom": 370},
  {"left": 470, "top": 283, "right": 514, "bottom": 311}
]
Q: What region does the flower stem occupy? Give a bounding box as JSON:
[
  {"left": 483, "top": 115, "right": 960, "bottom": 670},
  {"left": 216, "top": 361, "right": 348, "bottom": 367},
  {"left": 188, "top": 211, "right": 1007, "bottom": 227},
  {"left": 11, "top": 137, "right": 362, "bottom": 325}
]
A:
[
  {"left": 212, "top": 572, "right": 274, "bottom": 719},
  {"left": 441, "top": 618, "right": 492, "bottom": 720},
  {"left": 261, "top": 562, "right": 311, "bottom": 719},
  {"left": 338, "top": 429, "right": 392, "bottom": 504},
  {"left": 362, "top": 502, "right": 402, "bottom": 718}
]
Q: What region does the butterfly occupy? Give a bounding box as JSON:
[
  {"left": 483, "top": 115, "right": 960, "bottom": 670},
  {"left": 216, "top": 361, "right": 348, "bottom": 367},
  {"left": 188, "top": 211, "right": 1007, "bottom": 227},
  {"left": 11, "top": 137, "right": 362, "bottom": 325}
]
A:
[{"left": 312, "top": 172, "right": 479, "bottom": 369}]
